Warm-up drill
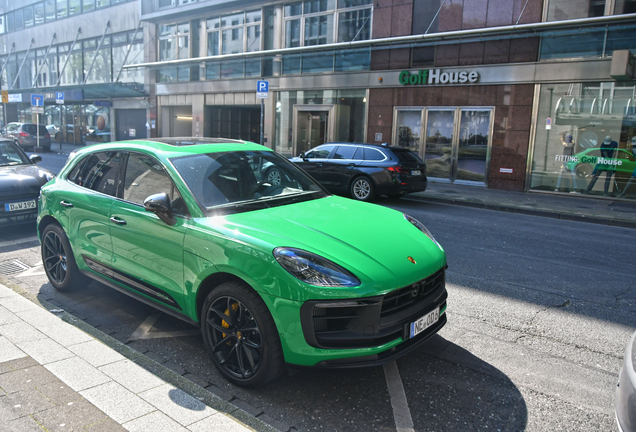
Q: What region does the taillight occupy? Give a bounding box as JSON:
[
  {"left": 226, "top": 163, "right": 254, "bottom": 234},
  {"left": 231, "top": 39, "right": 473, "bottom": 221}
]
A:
[
  {"left": 19, "top": 131, "right": 29, "bottom": 137},
  {"left": 45, "top": 133, "right": 50, "bottom": 138},
  {"left": 387, "top": 166, "right": 409, "bottom": 174}
]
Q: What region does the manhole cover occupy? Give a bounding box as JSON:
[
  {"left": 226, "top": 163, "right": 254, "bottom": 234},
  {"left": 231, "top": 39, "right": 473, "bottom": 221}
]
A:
[{"left": 0, "top": 260, "right": 30, "bottom": 275}]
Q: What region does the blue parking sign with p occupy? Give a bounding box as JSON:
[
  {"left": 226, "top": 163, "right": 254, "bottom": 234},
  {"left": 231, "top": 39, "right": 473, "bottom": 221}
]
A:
[{"left": 257, "top": 81, "right": 269, "bottom": 99}]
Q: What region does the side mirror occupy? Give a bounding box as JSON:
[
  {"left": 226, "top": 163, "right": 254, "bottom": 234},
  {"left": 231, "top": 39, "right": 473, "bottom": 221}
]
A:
[
  {"left": 30, "top": 155, "right": 42, "bottom": 164},
  {"left": 143, "top": 192, "right": 176, "bottom": 225},
  {"left": 298, "top": 153, "right": 305, "bottom": 159}
]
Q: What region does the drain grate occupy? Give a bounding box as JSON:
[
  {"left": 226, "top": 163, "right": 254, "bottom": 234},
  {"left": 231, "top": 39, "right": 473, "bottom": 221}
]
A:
[{"left": 0, "top": 260, "right": 30, "bottom": 275}]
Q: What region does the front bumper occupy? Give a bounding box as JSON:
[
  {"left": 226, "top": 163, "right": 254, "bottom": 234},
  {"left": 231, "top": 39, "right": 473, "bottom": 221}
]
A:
[{"left": 261, "top": 266, "right": 447, "bottom": 367}]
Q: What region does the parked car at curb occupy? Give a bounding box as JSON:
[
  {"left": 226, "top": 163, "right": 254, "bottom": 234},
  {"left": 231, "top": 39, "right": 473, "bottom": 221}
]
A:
[
  {"left": 616, "top": 329, "right": 636, "bottom": 432},
  {"left": 0, "top": 139, "right": 55, "bottom": 225},
  {"left": 37, "top": 138, "right": 447, "bottom": 386},
  {"left": 1, "top": 122, "right": 51, "bottom": 152},
  {"left": 289, "top": 143, "right": 427, "bottom": 202}
]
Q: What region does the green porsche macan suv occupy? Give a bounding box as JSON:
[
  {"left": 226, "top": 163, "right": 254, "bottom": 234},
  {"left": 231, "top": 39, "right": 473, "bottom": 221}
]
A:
[{"left": 38, "top": 138, "right": 448, "bottom": 386}]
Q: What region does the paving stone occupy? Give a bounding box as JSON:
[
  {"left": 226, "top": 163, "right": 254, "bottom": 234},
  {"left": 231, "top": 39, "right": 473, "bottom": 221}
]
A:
[
  {"left": 80, "top": 381, "right": 155, "bottom": 424},
  {"left": 85, "top": 417, "right": 128, "bottom": 431},
  {"left": 0, "top": 296, "right": 40, "bottom": 314},
  {"left": 0, "top": 322, "right": 46, "bottom": 345},
  {"left": 123, "top": 411, "right": 190, "bottom": 432},
  {"left": 0, "top": 365, "right": 59, "bottom": 394},
  {"left": 187, "top": 413, "right": 252, "bottom": 432},
  {"left": 15, "top": 308, "right": 63, "bottom": 330},
  {"left": 0, "top": 356, "right": 38, "bottom": 374},
  {"left": 182, "top": 373, "right": 211, "bottom": 390},
  {"left": 257, "top": 414, "right": 292, "bottom": 432},
  {"left": 231, "top": 398, "right": 264, "bottom": 417},
  {"left": 37, "top": 381, "right": 84, "bottom": 406},
  {"left": 4, "top": 414, "right": 46, "bottom": 432},
  {"left": 0, "top": 305, "right": 20, "bottom": 326},
  {"left": 0, "top": 336, "right": 26, "bottom": 363},
  {"left": 44, "top": 357, "right": 111, "bottom": 392},
  {"left": 33, "top": 398, "right": 109, "bottom": 432},
  {"left": 67, "top": 340, "right": 125, "bottom": 368},
  {"left": 125, "top": 341, "right": 149, "bottom": 354},
  {"left": 0, "top": 388, "right": 56, "bottom": 420},
  {"left": 204, "top": 384, "right": 234, "bottom": 402},
  {"left": 0, "top": 287, "right": 19, "bottom": 299},
  {"left": 139, "top": 384, "right": 217, "bottom": 427},
  {"left": 38, "top": 323, "right": 93, "bottom": 347},
  {"left": 15, "top": 338, "right": 74, "bottom": 365},
  {"left": 99, "top": 359, "right": 165, "bottom": 394}
]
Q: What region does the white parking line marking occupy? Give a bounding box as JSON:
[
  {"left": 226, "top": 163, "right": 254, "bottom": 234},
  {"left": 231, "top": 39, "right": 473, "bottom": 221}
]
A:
[
  {"left": 128, "top": 313, "right": 200, "bottom": 341},
  {"left": 0, "top": 236, "right": 39, "bottom": 248},
  {"left": 383, "top": 360, "right": 415, "bottom": 432}
]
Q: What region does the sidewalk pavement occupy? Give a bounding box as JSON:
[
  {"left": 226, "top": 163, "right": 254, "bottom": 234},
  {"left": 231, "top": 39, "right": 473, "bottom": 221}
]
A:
[
  {"left": 406, "top": 181, "right": 636, "bottom": 229},
  {"left": 0, "top": 283, "right": 276, "bottom": 432}
]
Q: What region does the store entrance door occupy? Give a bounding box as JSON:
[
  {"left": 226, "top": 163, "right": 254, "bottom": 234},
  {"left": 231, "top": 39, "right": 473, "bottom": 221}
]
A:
[
  {"left": 293, "top": 105, "right": 338, "bottom": 157},
  {"left": 116, "top": 109, "right": 147, "bottom": 141},
  {"left": 396, "top": 107, "right": 493, "bottom": 185}
]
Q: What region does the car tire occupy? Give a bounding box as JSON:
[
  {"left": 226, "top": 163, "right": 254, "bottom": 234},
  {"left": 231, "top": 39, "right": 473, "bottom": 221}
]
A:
[
  {"left": 350, "top": 176, "right": 375, "bottom": 202},
  {"left": 265, "top": 167, "right": 283, "bottom": 186},
  {"left": 41, "top": 223, "right": 89, "bottom": 292},
  {"left": 201, "top": 281, "right": 285, "bottom": 387}
]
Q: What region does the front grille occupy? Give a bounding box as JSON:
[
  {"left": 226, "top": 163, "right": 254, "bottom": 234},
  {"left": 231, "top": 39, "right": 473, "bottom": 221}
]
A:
[
  {"left": 300, "top": 267, "right": 447, "bottom": 350},
  {"left": 0, "top": 188, "right": 40, "bottom": 204},
  {"left": 380, "top": 268, "right": 445, "bottom": 326}
]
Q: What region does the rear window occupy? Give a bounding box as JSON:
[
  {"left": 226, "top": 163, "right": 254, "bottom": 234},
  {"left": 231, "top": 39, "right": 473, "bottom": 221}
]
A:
[
  {"left": 23, "top": 124, "right": 48, "bottom": 135},
  {"left": 391, "top": 148, "right": 423, "bottom": 163}
]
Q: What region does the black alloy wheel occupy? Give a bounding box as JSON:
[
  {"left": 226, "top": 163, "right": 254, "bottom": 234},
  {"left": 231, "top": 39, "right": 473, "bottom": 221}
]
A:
[
  {"left": 41, "top": 224, "right": 87, "bottom": 291},
  {"left": 42, "top": 229, "right": 68, "bottom": 285},
  {"left": 201, "top": 281, "right": 284, "bottom": 386}
]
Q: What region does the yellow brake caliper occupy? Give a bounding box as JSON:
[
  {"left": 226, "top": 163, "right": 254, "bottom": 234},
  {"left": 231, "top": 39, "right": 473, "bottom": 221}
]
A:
[{"left": 222, "top": 302, "right": 240, "bottom": 343}]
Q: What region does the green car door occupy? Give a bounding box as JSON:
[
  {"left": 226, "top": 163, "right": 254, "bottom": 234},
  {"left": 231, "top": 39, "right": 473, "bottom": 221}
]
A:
[
  {"left": 54, "top": 151, "right": 122, "bottom": 270},
  {"left": 108, "top": 152, "right": 190, "bottom": 312}
]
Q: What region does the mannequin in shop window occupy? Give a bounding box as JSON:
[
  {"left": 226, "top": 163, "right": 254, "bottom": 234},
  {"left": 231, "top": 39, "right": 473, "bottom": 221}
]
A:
[
  {"left": 555, "top": 133, "right": 578, "bottom": 192},
  {"left": 618, "top": 137, "right": 636, "bottom": 198},
  {"left": 584, "top": 135, "right": 618, "bottom": 196}
]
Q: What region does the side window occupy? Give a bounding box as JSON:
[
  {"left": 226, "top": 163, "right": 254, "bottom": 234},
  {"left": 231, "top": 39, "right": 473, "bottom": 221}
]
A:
[
  {"left": 305, "top": 145, "right": 335, "bottom": 159},
  {"left": 124, "top": 153, "right": 188, "bottom": 217},
  {"left": 73, "top": 151, "right": 121, "bottom": 196},
  {"left": 364, "top": 148, "right": 385, "bottom": 161},
  {"left": 333, "top": 145, "right": 357, "bottom": 160},
  {"left": 352, "top": 147, "right": 363, "bottom": 159},
  {"left": 67, "top": 156, "right": 88, "bottom": 185}
]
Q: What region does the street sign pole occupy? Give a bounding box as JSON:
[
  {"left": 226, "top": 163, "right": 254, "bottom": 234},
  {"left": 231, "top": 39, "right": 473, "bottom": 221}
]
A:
[
  {"left": 256, "top": 81, "right": 269, "bottom": 146},
  {"left": 31, "top": 94, "right": 44, "bottom": 150}
]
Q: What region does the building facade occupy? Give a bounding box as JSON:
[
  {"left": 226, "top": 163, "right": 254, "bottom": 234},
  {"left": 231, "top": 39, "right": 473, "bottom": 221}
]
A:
[{"left": 2, "top": 0, "right": 636, "bottom": 199}]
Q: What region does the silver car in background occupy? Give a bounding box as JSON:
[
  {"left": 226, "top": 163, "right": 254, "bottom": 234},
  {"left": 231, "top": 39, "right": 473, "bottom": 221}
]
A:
[
  {"left": 616, "top": 329, "right": 636, "bottom": 432},
  {"left": 1, "top": 122, "right": 51, "bottom": 152}
]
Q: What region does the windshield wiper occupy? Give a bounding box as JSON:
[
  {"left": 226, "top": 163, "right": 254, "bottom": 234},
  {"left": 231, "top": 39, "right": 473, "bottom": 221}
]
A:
[{"left": 209, "top": 191, "right": 321, "bottom": 213}]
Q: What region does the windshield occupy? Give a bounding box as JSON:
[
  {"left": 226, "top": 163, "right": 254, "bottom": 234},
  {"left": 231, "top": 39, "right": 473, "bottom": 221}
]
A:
[
  {"left": 170, "top": 150, "right": 328, "bottom": 214},
  {"left": 0, "top": 141, "right": 30, "bottom": 166}
]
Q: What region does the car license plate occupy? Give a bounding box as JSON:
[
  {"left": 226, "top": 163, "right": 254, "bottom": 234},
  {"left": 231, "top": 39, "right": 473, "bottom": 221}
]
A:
[
  {"left": 5, "top": 200, "right": 36, "bottom": 212},
  {"left": 411, "top": 170, "right": 421, "bottom": 176},
  {"left": 409, "top": 307, "right": 440, "bottom": 338}
]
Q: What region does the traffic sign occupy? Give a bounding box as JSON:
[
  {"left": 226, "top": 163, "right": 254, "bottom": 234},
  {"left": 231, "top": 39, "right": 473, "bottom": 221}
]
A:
[
  {"left": 32, "top": 106, "right": 44, "bottom": 114},
  {"left": 56, "top": 92, "right": 64, "bottom": 104},
  {"left": 1, "top": 91, "right": 7, "bottom": 104},
  {"left": 31, "top": 94, "right": 44, "bottom": 106},
  {"left": 257, "top": 80, "right": 269, "bottom": 99}
]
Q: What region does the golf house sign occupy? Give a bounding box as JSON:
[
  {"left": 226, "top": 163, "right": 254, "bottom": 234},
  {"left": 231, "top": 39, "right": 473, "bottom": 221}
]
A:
[{"left": 399, "top": 69, "right": 480, "bottom": 85}]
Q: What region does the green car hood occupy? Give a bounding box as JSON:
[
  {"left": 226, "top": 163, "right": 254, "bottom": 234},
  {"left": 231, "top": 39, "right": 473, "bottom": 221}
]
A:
[{"left": 195, "top": 196, "right": 446, "bottom": 294}]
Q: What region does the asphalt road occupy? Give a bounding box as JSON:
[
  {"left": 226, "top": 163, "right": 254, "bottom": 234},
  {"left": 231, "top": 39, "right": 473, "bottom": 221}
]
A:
[
  {"left": 27, "top": 147, "right": 69, "bottom": 175},
  {"left": 0, "top": 197, "right": 633, "bottom": 432}
]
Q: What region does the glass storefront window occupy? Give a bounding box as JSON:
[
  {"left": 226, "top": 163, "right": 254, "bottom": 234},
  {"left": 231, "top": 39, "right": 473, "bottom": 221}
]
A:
[
  {"left": 545, "top": 0, "right": 605, "bottom": 21},
  {"left": 540, "top": 28, "right": 605, "bottom": 60},
  {"left": 530, "top": 82, "right": 636, "bottom": 199},
  {"left": 274, "top": 89, "right": 367, "bottom": 157}
]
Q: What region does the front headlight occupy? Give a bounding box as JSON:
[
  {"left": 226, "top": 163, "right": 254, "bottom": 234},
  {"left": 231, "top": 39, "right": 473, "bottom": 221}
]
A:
[
  {"left": 273, "top": 247, "right": 360, "bottom": 287},
  {"left": 404, "top": 213, "right": 440, "bottom": 247}
]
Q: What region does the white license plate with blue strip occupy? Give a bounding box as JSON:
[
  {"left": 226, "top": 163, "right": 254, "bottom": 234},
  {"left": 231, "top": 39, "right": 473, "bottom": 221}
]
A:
[
  {"left": 409, "top": 306, "right": 440, "bottom": 338},
  {"left": 5, "top": 200, "right": 36, "bottom": 212}
]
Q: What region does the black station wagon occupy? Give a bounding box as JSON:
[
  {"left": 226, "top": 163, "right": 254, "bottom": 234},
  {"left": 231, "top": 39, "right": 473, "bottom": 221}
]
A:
[{"left": 289, "top": 143, "right": 427, "bottom": 201}]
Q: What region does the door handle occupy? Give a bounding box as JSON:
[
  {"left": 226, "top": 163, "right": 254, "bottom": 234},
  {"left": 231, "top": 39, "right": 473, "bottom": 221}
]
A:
[
  {"left": 60, "top": 201, "right": 73, "bottom": 208},
  {"left": 317, "top": 163, "right": 323, "bottom": 167},
  {"left": 110, "top": 216, "right": 127, "bottom": 225}
]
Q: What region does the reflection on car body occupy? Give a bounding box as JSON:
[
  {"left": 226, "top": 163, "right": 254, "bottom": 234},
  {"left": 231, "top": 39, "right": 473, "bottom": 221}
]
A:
[{"left": 37, "top": 138, "right": 447, "bottom": 387}]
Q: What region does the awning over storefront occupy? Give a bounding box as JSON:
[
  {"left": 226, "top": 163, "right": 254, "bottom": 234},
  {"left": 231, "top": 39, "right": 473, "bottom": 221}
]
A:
[{"left": 7, "top": 82, "right": 146, "bottom": 103}]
